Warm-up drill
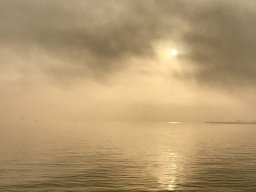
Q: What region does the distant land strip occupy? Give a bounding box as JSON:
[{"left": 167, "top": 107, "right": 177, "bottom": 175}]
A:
[{"left": 206, "top": 121, "right": 256, "bottom": 125}]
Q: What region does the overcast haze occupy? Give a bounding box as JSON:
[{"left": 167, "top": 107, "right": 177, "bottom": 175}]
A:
[{"left": 1, "top": 0, "right": 256, "bottom": 123}]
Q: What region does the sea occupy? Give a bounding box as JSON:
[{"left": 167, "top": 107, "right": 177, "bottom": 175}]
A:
[{"left": 1, "top": 121, "right": 256, "bottom": 191}]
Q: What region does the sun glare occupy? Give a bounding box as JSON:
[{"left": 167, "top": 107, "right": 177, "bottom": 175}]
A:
[{"left": 169, "top": 49, "right": 178, "bottom": 57}]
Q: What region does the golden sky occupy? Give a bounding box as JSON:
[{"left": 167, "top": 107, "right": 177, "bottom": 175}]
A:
[{"left": 1, "top": 0, "right": 256, "bottom": 123}]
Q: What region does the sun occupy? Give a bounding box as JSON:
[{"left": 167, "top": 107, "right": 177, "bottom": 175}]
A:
[{"left": 169, "top": 49, "right": 178, "bottom": 57}]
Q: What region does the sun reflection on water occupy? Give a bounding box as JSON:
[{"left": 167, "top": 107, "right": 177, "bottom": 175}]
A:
[{"left": 157, "top": 152, "right": 179, "bottom": 191}]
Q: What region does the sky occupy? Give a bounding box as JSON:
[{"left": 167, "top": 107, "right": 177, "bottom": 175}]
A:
[{"left": 1, "top": 0, "right": 256, "bottom": 123}]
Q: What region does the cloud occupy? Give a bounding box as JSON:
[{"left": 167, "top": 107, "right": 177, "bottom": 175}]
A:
[
  {"left": 0, "top": 0, "right": 256, "bottom": 87},
  {"left": 182, "top": 0, "right": 256, "bottom": 87},
  {"left": 0, "top": 0, "right": 172, "bottom": 77}
]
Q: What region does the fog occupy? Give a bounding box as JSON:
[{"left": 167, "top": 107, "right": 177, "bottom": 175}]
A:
[{"left": 1, "top": 0, "right": 256, "bottom": 124}]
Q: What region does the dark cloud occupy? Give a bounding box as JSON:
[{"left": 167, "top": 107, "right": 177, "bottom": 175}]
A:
[
  {"left": 0, "top": 0, "right": 256, "bottom": 87},
  {"left": 0, "top": 0, "right": 173, "bottom": 76},
  {"left": 182, "top": 0, "right": 256, "bottom": 87}
]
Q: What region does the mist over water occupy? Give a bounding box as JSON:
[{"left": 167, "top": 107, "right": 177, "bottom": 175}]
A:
[
  {"left": 1, "top": 122, "right": 256, "bottom": 191},
  {"left": 1, "top": 1, "right": 256, "bottom": 191}
]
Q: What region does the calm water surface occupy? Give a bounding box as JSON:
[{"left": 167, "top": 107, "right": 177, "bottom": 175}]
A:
[{"left": 1, "top": 122, "right": 256, "bottom": 191}]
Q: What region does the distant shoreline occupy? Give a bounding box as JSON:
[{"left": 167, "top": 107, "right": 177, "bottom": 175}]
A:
[{"left": 206, "top": 121, "right": 256, "bottom": 125}]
